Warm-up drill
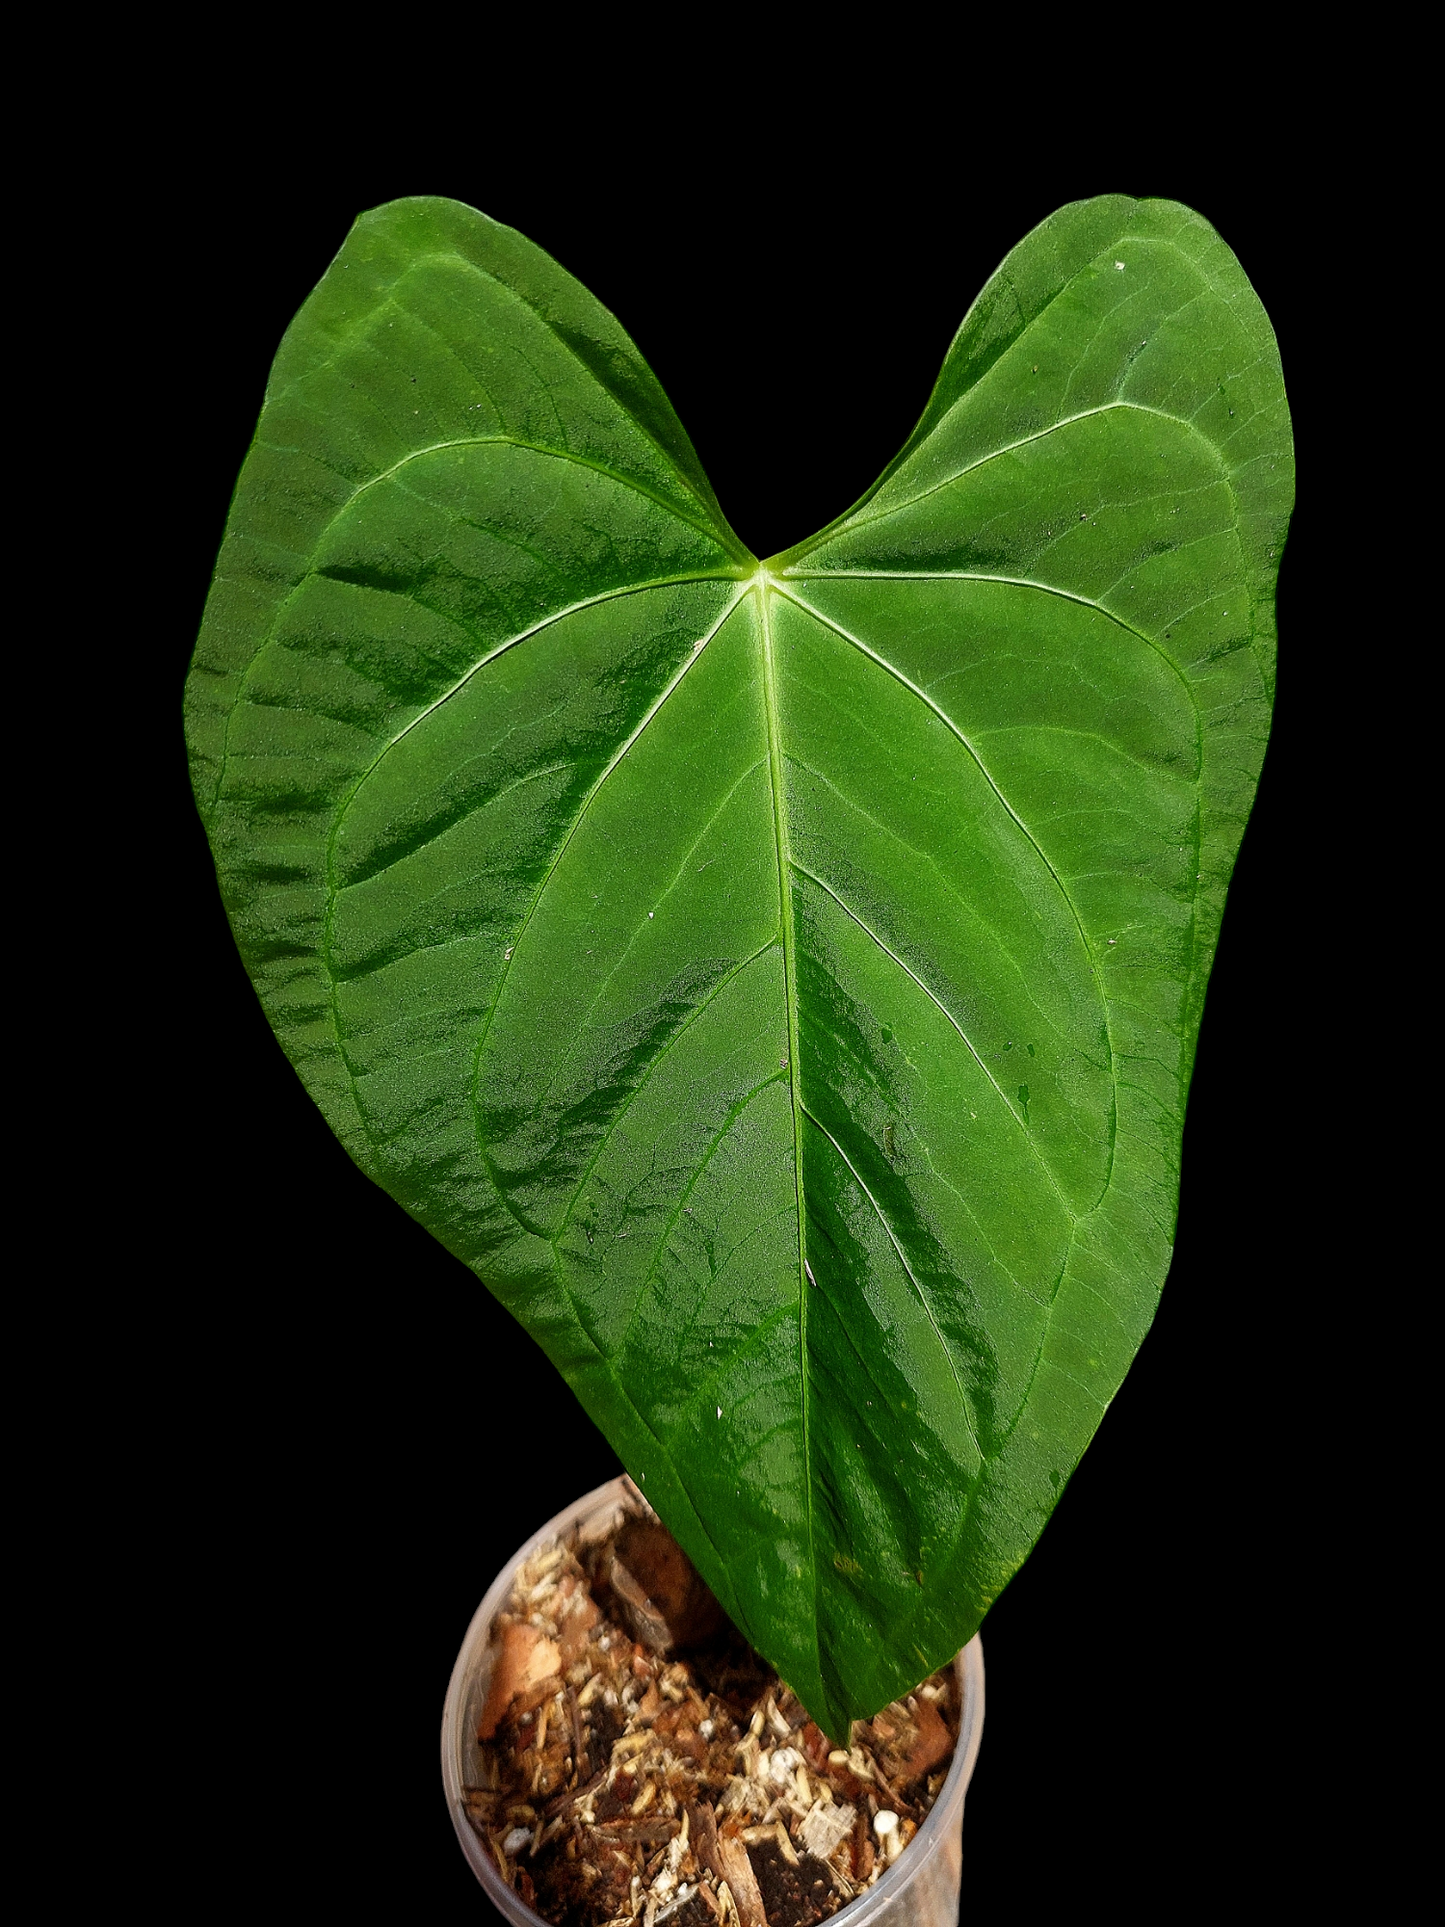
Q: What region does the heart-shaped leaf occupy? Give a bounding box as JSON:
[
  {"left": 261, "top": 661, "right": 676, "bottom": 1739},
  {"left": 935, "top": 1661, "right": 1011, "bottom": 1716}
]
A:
[{"left": 186, "top": 194, "right": 1292, "bottom": 1738}]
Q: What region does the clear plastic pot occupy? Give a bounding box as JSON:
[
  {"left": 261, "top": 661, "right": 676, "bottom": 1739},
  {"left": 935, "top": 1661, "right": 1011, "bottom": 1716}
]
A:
[{"left": 441, "top": 1476, "right": 985, "bottom": 1927}]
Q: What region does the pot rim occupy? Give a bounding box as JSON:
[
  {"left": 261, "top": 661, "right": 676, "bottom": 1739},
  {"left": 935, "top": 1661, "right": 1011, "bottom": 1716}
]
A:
[{"left": 441, "top": 1475, "right": 985, "bottom": 1925}]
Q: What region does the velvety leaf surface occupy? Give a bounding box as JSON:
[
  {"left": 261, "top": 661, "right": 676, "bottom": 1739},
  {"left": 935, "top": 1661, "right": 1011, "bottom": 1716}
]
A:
[{"left": 186, "top": 194, "right": 1292, "bottom": 1737}]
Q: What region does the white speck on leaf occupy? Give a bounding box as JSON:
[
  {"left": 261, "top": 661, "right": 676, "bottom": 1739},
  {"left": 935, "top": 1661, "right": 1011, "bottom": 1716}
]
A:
[
  {"left": 716, "top": 1406, "right": 722, "bottom": 1418},
  {"left": 648, "top": 911, "right": 654, "bottom": 919},
  {"left": 1114, "top": 260, "right": 1126, "bottom": 271}
]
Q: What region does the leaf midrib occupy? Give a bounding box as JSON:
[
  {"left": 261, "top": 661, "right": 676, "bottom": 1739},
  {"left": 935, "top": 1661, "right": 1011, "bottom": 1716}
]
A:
[{"left": 754, "top": 572, "right": 822, "bottom": 1700}]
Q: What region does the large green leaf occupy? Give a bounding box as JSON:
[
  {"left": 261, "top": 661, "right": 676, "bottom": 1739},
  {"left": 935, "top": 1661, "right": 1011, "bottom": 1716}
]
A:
[{"left": 186, "top": 194, "right": 1292, "bottom": 1738}]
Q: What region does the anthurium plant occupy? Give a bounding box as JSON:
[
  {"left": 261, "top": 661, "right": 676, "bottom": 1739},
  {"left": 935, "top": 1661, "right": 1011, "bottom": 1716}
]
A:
[{"left": 186, "top": 192, "right": 1292, "bottom": 1742}]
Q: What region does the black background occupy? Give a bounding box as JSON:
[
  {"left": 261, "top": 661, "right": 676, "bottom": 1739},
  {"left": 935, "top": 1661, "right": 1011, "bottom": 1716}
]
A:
[{"left": 126, "top": 130, "right": 1340, "bottom": 1917}]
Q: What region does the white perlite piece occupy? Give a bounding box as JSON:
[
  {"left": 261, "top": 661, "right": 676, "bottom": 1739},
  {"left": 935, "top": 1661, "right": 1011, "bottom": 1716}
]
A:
[{"left": 874, "top": 1809, "right": 903, "bottom": 1866}]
